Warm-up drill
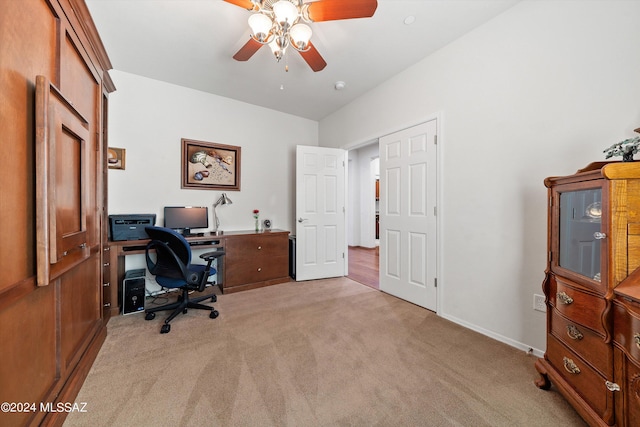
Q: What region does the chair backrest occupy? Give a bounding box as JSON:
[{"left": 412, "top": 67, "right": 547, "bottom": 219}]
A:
[{"left": 145, "top": 226, "right": 192, "bottom": 280}]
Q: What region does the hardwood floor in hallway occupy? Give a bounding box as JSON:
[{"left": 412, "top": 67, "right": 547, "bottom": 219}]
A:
[{"left": 347, "top": 246, "right": 379, "bottom": 290}]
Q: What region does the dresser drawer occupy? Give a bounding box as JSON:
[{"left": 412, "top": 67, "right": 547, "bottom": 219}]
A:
[
  {"left": 613, "top": 300, "right": 640, "bottom": 365},
  {"left": 550, "top": 308, "right": 612, "bottom": 377},
  {"left": 618, "top": 349, "right": 640, "bottom": 427},
  {"left": 546, "top": 334, "right": 613, "bottom": 422},
  {"left": 550, "top": 276, "right": 608, "bottom": 336}
]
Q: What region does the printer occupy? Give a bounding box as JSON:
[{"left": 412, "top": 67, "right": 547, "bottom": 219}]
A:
[{"left": 109, "top": 214, "right": 156, "bottom": 241}]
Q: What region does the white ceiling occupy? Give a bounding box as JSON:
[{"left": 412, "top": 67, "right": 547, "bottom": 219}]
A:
[{"left": 86, "top": 0, "right": 519, "bottom": 121}]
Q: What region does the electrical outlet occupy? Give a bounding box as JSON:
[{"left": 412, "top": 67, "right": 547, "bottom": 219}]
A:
[{"left": 533, "top": 294, "right": 546, "bottom": 312}]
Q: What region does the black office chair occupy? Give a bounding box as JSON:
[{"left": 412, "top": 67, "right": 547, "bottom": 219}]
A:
[{"left": 144, "top": 226, "right": 224, "bottom": 334}]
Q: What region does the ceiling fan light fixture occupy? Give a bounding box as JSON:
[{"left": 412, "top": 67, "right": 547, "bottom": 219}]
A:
[
  {"left": 272, "top": 1, "right": 298, "bottom": 28},
  {"left": 269, "top": 39, "right": 285, "bottom": 61},
  {"left": 290, "top": 23, "right": 312, "bottom": 51},
  {"left": 248, "top": 13, "right": 272, "bottom": 42}
]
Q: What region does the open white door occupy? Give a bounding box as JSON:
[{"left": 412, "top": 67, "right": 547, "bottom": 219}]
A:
[
  {"left": 379, "top": 120, "right": 438, "bottom": 311},
  {"left": 295, "top": 145, "right": 346, "bottom": 281}
]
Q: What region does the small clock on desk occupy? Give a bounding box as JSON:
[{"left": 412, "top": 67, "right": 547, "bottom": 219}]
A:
[{"left": 262, "top": 219, "right": 272, "bottom": 230}]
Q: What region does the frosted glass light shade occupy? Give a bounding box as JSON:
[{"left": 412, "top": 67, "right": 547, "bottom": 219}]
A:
[
  {"left": 248, "top": 13, "right": 272, "bottom": 41},
  {"left": 290, "top": 23, "right": 311, "bottom": 49},
  {"left": 273, "top": 1, "right": 298, "bottom": 26}
]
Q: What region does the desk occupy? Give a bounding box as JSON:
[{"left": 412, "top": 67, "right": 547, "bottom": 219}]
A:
[{"left": 108, "top": 229, "right": 290, "bottom": 316}]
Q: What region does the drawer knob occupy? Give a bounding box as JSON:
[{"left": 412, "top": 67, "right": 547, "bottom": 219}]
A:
[
  {"left": 103, "top": 282, "right": 110, "bottom": 287},
  {"left": 634, "top": 333, "right": 640, "bottom": 350},
  {"left": 557, "top": 291, "right": 574, "bottom": 305},
  {"left": 605, "top": 381, "right": 620, "bottom": 392},
  {"left": 566, "top": 325, "right": 584, "bottom": 341},
  {"left": 563, "top": 357, "right": 581, "bottom": 374},
  {"left": 257, "top": 267, "right": 262, "bottom": 272},
  {"left": 257, "top": 246, "right": 262, "bottom": 250},
  {"left": 103, "top": 302, "right": 111, "bottom": 308}
]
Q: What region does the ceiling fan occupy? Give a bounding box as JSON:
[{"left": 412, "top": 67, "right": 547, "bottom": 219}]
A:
[{"left": 224, "top": 0, "right": 378, "bottom": 72}]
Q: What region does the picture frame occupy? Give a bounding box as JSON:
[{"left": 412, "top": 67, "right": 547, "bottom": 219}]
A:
[
  {"left": 181, "top": 138, "right": 241, "bottom": 190},
  {"left": 107, "top": 147, "right": 126, "bottom": 170}
]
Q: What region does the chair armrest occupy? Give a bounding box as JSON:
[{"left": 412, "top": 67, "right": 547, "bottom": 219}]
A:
[{"left": 199, "top": 251, "right": 225, "bottom": 261}]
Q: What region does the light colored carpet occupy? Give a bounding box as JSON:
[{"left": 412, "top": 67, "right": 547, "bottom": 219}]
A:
[{"left": 64, "top": 277, "right": 586, "bottom": 427}]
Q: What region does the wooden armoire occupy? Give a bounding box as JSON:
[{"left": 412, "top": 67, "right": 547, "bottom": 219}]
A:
[
  {"left": 535, "top": 160, "right": 640, "bottom": 426},
  {"left": 0, "top": 0, "right": 113, "bottom": 426}
]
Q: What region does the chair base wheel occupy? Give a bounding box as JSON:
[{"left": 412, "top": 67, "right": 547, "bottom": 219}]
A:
[
  {"left": 210, "top": 310, "right": 219, "bottom": 319},
  {"left": 160, "top": 324, "right": 171, "bottom": 334},
  {"left": 145, "top": 312, "right": 156, "bottom": 321},
  {"left": 211, "top": 295, "right": 217, "bottom": 303}
]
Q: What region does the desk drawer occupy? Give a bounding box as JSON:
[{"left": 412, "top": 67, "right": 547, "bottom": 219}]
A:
[
  {"left": 550, "top": 308, "right": 612, "bottom": 377},
  {"left": 550, "top": 277, "right": 608, "bottom": 336},
  {"left": 546, "top": 334, "right": 613, "bottom": 422},
  {"left": 226, "top": 255, "right": 289, "bottom": 286},
  {"left": 225, "top": 234, "right": 288, "bottom": 257}
]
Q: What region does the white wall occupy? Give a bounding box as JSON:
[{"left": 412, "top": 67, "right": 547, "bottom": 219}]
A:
[
  {"left": 319, "top": 0, "right": 640, "bottom": 353},
  {"left": 108, "top": 71, "right": 318, "bottom": 234}
]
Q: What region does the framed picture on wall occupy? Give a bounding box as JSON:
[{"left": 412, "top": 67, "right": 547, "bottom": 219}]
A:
[
  {"left": 181, "top": 138, "right": 241, "bottom": 190},
  {"left": 107, "top": 147, "right": 126, "bottom": 170}
]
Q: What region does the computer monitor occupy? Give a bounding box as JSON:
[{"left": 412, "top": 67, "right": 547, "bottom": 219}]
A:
[{"left": 163, "top": 206, "right": 208, "bottom": 236}]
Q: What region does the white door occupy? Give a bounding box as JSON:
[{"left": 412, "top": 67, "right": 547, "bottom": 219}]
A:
[
  {"left": 296, "top": 145, "right": 346, "bottom": 281},
  {"left": 379, "top": 120, "right": 438, "bottom": 311}
]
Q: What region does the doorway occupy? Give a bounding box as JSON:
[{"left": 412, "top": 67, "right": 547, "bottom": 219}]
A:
[{"left": 347, "top": 143, "right": 380, "bottom": 289}]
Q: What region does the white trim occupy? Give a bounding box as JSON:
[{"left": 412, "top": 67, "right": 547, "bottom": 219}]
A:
[{"left": 441, "top": 312, "right": 545, "bottom": 358}]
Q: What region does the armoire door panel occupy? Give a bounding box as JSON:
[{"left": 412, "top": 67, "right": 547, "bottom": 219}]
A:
[
  {"left": 60, "top": 26, "right": 101, "bottom": 249},
  {"left": 0, "top": 281, "right": 57, "bottom": 427},
  {"left": 50, "top": 90, "right": 89, "bottom": 263},
  {"left": 0, "top": 0, "right": 58, "bottom": 293},
  {"left": 59, "top": 254, "right": 101, "bottom": 372},
  {"left": 36, "top": 76, "right": 90, "bottom": 286}
]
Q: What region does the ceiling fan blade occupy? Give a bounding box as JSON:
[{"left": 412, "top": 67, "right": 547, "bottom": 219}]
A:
[
  {"left": 233, "top": 38, "right": 263, "bottom": 61},
  {"left": 307, "top": 0, "right": 377, "bottom": 22},
  {"left": 223, "top": 0, "right": 254, "bottom": 10},
  {"left": 299, "top": 42, "right": 327, "bottom": 72}
]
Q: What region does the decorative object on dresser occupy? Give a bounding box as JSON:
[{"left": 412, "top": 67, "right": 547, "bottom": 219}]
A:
[
  {"left": 181, "top": 138, "right": 241, "bottom": 190},
  {"left": 253, "top": 209, "right": 260, "bottom": 232},
  {"left": 604, "top": 136, "right": 640, "bottom": 162},
  {"left": 535, "top": 160, "right": 640, "bottom": 426},
  {"left": 263, "top": 218, "right": 272, "bottom": 230}
]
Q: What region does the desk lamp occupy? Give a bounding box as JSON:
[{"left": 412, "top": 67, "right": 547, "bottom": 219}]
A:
[{"left": 212, "top": 193, "right": 233, "bottom": 234}]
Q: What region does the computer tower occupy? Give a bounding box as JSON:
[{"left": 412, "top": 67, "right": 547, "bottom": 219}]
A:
[
  {"left": 122, "top": 268, "right": 146, "bottom": 315},
  {"left": 289, "top": 235, "right": 296, "bottom": 280}
]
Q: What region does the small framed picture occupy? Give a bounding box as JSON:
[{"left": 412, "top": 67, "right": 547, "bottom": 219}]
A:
[
  {"left": 107, "top": 147, "right": 126, "bottom": 170},
  {"left": 181, "top": 139, "right": 241, "bottom": 190}
]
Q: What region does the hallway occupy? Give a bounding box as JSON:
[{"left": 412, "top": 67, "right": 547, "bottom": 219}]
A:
[{"left": 347, "top": 246, "right": 379, "bottom": 290}]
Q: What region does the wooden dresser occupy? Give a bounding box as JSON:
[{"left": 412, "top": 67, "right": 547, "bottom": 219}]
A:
[
  {"left": 220, "top": 230, "right": 290, "bottom": 293},
  {"left": 535, "top": 161, "right": 640, "bottom": 426},
  {"left": 612, "top": 276, "right": 640, "bottom": 426}
]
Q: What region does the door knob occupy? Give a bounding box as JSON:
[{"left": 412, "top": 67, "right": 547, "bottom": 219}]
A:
[{"left": 298, "top": 217, "right": 308, "bottom": 223}]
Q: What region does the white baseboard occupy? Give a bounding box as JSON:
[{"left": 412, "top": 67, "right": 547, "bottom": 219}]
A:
[{"left": 440, "top": 312, "right": 545, "bottom": 358}]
